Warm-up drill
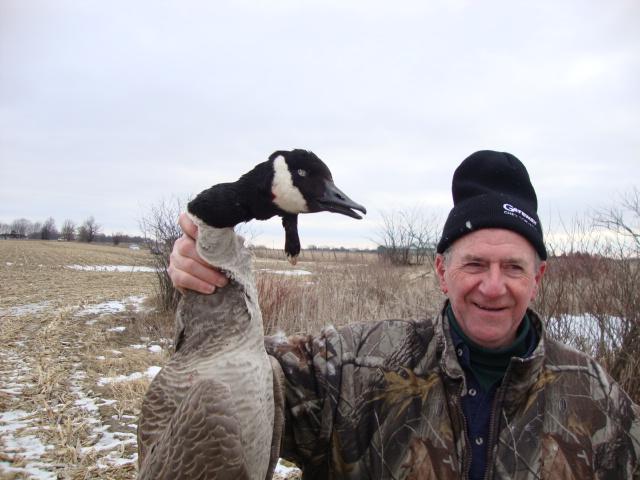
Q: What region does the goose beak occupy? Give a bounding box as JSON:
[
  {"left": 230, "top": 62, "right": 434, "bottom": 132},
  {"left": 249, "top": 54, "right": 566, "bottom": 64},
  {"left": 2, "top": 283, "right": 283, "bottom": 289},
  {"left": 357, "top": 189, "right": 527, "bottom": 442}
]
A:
[{"left": 316, "top": 180, "right": 367, "bottom": 219}]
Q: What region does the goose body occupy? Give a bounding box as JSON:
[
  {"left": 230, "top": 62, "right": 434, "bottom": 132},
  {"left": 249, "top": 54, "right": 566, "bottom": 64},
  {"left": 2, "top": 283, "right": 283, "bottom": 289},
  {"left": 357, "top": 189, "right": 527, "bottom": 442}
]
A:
[
  {"left": 137, "top": 150, "right": 365, "bottom": 478},
  {"left": 138, "top": 226, "right": 276, "bottom": 479}
]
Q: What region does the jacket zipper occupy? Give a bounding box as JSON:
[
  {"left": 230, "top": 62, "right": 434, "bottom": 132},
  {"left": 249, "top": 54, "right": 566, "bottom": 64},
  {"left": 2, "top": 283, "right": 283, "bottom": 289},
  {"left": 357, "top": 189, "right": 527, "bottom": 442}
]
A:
[
  {"left": 455, "top": 382, "right": 472, "bottom": 479},
  {"left": 482, "top": 363, "right": 515, "bottom": 480}
]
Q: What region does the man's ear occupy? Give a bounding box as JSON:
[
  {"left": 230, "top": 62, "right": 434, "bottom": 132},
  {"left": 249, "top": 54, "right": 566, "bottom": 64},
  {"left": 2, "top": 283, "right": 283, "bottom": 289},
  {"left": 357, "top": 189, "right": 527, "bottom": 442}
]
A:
[
  {"left": 531, "top": 261, "right": 547, "bottom": 301},
  {"left": 435, "top": 254, "right": 448, "bottom": 294}
]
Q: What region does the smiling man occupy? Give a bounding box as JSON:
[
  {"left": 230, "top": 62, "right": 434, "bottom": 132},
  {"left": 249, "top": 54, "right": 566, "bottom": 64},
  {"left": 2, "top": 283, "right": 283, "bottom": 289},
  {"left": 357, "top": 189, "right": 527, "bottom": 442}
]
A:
[{"left": 168, "top": 150, "right": 640, "bottom": 479}]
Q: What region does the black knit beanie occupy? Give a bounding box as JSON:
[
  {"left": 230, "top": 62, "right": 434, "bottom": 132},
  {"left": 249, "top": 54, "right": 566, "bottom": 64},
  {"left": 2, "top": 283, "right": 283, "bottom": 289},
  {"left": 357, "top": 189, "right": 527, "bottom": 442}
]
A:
[{"left": 436, "top": 150, "right": 547, "bottom": 260}]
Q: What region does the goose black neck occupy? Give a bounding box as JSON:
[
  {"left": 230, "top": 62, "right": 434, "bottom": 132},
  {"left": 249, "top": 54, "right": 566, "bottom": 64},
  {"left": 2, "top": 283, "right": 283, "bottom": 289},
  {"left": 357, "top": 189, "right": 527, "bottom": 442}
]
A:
[{"left": 187, "top": 160, "right": 278, "bottom": 228}]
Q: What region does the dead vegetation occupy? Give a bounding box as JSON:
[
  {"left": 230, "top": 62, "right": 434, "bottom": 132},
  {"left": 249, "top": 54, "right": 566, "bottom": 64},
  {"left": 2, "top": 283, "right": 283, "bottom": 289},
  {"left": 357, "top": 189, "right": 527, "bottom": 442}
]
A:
[
  {"left": 253, "top": 258, "right": 441, "bottom": 335},
  {"left": 2, "top": 200, "right": 639, "bottom": 479},
  {"left": 0, "top": 240, "right": 162, "bottom": 478}
]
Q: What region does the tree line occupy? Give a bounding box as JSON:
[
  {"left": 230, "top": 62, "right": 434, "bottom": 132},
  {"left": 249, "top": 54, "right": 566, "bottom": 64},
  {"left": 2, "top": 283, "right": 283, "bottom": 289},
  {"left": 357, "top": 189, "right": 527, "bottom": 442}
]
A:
[{"left": 0, "top": 216, "right": 144, "bottom": 245}]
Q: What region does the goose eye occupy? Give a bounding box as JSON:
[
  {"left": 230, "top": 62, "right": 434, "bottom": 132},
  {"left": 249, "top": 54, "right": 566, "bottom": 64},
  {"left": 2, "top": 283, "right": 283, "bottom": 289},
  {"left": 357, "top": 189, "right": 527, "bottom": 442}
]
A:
[{"left": 297, "top": 169, "right": 307, "bottom": 177}]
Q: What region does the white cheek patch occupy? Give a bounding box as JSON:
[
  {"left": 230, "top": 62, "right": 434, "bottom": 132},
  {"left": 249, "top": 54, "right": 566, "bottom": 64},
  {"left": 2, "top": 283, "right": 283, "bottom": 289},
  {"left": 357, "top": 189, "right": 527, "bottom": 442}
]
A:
[{"left": 272, "top": 156, "right": 309, "bottom": 213}]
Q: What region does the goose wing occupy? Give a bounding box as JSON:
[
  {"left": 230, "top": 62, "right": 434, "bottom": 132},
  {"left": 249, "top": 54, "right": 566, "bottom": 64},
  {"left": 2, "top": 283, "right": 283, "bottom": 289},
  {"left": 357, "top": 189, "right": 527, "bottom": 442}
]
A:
[{"left": 139, "top": 378, "right": 249, "bottom": 480}]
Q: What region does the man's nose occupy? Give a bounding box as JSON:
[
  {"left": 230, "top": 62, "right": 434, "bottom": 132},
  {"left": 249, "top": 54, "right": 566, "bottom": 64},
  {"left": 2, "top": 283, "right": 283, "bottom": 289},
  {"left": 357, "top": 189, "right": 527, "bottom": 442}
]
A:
[{"left": 478, "top": 265, "right": 507, "bottom": 297}]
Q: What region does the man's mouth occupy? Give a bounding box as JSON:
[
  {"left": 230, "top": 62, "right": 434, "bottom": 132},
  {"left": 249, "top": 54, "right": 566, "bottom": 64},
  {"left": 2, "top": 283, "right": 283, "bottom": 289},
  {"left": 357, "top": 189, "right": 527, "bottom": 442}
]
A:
[{"left": 473, "top": 302, "right": 507, "bottom": 312}]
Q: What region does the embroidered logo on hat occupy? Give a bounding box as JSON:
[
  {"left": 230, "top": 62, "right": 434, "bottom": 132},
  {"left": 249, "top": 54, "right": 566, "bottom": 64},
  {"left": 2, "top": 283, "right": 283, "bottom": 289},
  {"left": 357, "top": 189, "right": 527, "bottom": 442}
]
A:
[{"left": 503, "top": 203, "right": 537, "bottom": 227}]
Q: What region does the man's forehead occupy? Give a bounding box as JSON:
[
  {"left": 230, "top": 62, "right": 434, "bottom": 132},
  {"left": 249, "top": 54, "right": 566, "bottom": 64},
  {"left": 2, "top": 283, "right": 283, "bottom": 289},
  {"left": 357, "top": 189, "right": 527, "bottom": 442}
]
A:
[
  {"left": 449, "top": 228, "right": 537, "bottom": 260},
  {"left": 457, "top": 252, "right": 531, "bottom": 264}
]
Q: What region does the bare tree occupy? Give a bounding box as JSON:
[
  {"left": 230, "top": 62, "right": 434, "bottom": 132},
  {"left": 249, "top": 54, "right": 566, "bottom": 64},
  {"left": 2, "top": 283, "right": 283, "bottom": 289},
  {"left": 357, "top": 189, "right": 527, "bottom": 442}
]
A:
[
  {"left": 77, "top": 216, "right": 100, "bottom": 242},
  {"left": 376, "top": 207, "right": 441, "bottom": 266},
  {"left": 594, "top": 187, "right": 640, "bottom": 252},
  {"left": 61, "top": 219, "right": 76, "bottom": 241},
  {"left": 11, "top": 218, "right": 31, "bottom": 237},
  {"left": 112, "top": 232, "right": 124, "bottom": 245},
  {"left": 27, "top": 222, "right": 42, "bottom": 239},
  {"left": 41, "top": 217, "right": 58, "bottom": 240},
  {"left": 591, "top": 188, "right": 640, "bottom": 400},
  {"left": 139, "top": 198, "right": 185, "bottom": 312}
]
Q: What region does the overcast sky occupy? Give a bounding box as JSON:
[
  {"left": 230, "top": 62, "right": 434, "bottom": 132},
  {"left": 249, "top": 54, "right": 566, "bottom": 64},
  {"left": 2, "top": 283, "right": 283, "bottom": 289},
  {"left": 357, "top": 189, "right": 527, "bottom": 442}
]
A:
[{"left": 1, "top": 0, "right": 638, "bottom": 249}]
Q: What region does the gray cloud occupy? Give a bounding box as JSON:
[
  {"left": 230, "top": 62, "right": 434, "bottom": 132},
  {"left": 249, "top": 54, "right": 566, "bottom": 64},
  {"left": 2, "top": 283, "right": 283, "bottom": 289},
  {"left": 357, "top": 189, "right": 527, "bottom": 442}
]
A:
[{"left": 1, "top": 0, "right": 638, "bottom": 247}]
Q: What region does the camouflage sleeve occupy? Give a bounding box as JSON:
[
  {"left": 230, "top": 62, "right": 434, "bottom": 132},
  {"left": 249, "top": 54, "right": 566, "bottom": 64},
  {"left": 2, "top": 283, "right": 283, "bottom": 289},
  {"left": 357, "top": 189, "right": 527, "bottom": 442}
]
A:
[
  {"left": 264, "top": 325, "right": 355, "bottom": 473},
  {"left": 591, "top": 360, "right": 640, "bottom": 479},
  {"left": 264, "top": 319, "right": 435, "bottom": 476}
]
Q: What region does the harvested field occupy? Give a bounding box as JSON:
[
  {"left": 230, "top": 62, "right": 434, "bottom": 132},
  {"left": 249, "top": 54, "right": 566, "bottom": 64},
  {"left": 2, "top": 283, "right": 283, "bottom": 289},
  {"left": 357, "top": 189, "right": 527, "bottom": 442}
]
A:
[
  {"left": 0, "top": 240, "right": 167, "bottom": 479},
  {"left": 0, "top": 242, "right": 307, "bottom": 477}
]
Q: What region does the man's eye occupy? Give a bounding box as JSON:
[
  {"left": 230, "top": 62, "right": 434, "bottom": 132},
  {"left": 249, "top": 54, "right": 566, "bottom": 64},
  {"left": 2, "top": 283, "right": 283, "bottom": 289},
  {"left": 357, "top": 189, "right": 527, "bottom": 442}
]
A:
[
  {"left": 297, "top": 169, "right": 307, "bottom": 177},
  {"left": 464, "top": 262, "right": 483, "bottom": 269}
]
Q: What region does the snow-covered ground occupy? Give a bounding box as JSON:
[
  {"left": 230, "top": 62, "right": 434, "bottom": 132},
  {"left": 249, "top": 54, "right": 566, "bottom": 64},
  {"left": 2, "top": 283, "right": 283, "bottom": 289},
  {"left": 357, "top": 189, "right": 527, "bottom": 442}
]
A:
[
  {"left": 548, "top": 313, "right": 624, "bottom": 349},
  {"left": 259, "top": 268, "right": 312, "bottom": 276},
  {"left": 66, "top": 264, "right": 159, "bottom": 273},
  {"left": 0, "top": 301, "right": 51, "bottom": 317},
  {"left": 74, "top": 295, "right": 149, "bottom": 320},
  {"left": 97, "top": 366, "right": 162, "bottom": 387},
  {"left": 0, "top": 294, "right": 160, "bottom": 477}
]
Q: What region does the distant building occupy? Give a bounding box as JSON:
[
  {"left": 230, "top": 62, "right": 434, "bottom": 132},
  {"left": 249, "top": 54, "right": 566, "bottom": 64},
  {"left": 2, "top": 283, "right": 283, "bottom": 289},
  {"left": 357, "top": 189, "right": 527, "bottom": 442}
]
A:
[{"left": 0, "top": 231, "right": 27, "bottom": 240}]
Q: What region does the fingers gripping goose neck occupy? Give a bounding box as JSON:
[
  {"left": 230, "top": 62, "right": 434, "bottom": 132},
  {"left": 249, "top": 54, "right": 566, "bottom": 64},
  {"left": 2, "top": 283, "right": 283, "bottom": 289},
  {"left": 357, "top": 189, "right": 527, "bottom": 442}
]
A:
[{"left": 187, "top": 213, "right": 254, "bottom": 290}]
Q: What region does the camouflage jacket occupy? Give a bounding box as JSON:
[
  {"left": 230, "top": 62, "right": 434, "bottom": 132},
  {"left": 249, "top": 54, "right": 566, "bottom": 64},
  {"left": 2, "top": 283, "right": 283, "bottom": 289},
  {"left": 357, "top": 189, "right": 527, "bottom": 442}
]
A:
[{"left": 265, "top": 306, "right": 640, "bottom": 479}]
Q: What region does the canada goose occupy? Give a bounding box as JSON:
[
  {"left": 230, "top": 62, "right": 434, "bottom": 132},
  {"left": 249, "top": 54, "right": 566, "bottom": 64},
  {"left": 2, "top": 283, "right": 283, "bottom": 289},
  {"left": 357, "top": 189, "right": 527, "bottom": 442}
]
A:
[
  {"left": 137, "top": 150, "right": 366, "bottom": 479},
  {"left": 187, "top": 149, "right": 366, "bottom": 264}
]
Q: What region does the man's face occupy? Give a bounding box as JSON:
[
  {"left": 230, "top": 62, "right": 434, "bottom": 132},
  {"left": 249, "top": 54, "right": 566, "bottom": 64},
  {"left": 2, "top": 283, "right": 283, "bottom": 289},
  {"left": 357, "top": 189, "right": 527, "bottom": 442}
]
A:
[{"left": 435, "top": 228, "right": 546, "bottom": 349}]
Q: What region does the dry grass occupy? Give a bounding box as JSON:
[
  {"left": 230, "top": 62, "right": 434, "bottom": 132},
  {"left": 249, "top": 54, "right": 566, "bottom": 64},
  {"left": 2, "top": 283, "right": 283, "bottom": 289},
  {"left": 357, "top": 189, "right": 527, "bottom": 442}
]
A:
[
  {"left": 253, "top": 258, "right": 442, "bottom": 335},
  {"left": 252, "top": 246, "right": 379, "bottom": 264},
  {"left": 0, "top": 240, "right": 155, "bottom": 310},
  {"left": 1, "top": 239, "right": 436, "bottom": 478},
  {"left": 2, "top": 236, "right": 637, "bottom": 478},
  {"left": 0, "top": 240, "right": 159, "bottom": 479}
]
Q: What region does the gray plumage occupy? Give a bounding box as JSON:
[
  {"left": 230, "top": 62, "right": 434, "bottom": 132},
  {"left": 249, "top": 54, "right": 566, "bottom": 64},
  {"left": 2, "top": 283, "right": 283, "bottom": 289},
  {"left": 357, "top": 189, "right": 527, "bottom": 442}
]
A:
[{"left": 138, "top": 222, "right": 284, "bottom": 479}]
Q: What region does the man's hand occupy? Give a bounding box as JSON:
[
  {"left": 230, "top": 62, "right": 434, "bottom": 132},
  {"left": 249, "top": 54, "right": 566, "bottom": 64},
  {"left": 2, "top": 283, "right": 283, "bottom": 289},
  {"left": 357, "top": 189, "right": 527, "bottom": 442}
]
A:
[{"left": 168, "top": 213, "right": 229, "bottom": 294}]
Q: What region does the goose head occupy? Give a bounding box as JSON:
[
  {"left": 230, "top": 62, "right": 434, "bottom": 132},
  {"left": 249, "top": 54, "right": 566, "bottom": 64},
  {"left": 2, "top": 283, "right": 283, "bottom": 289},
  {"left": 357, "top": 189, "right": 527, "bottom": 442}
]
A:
[{"left": 270, "top": 150, "right": 367, "bottom": 219}]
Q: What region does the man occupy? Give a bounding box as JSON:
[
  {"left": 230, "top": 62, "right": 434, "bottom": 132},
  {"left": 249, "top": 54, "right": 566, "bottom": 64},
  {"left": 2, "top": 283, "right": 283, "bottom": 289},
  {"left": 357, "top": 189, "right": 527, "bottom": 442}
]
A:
[{"left": 169, "top": 151, "right": 640, "bottom": 479}]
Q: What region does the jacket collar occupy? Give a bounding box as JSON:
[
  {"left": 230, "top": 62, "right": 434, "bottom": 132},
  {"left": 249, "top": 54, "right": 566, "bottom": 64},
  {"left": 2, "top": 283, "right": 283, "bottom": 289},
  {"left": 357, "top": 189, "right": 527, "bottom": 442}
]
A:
[{"left": 435, "top": 301, "right": 547, "bottom": 411}]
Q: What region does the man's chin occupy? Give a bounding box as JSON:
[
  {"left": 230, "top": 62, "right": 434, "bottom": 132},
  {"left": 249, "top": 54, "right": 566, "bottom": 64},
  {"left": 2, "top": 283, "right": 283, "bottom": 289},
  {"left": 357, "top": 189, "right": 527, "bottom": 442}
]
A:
[{"left": 465, "top": 324, "right": 515, "bottom": 349}]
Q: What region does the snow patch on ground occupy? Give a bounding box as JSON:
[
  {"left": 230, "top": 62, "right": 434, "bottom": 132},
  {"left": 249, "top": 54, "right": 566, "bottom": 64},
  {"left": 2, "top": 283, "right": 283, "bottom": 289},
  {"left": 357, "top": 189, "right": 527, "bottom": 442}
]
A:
[
  {"left": 274, "top": 459, "right": 302, "bottom": 477},
  {"left": 259, "top": 268, "right": 312, "bottom": 276},
  {"left": 0, "top": 461, "right": 57, "bottom": 480},
  {"left": 128, "top": 343, "right": 165, "bottom": 354},
  {"left": 0, "top": 350, "right": 33, "bottom": 396},
  {"left": 81, "top": 425, "right": 137, "bottom": 454},
  {"left": 75, "top": 295, "right": 148, "bottom": 319},
  {"left": 97, "top": 366, "right": 161, "bottom": 386},
  {"left": 0, "top": 410, "right": 33, "bottom": 432},
  {"left": 0, "top": 301, "right": 52, "bottom": 317},
  {"left": 66, "top": 264, "right": 158, "bottom": 272},
  {"left": 0, "top": 409, "right": 55, "bottom": 478},
  {"left": 549, "top": 313, "right": 624, "bottom": 347},
  {"left": 3, "top": 433, "right": 48, "bottom": 458},
  {"left": 68, "top": 367, "right": 137, "bottom": 466}
]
